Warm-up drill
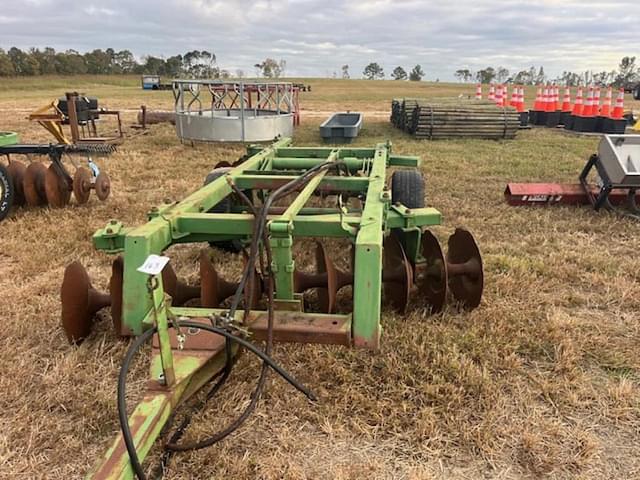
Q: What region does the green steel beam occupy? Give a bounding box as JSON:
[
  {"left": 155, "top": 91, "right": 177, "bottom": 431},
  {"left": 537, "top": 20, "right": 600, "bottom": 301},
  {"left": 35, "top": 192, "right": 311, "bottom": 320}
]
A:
[
  {"left": 352, "top": 143, "right": 390, "bottom": 349},
  {"left": 234, "top": 174, "right": 368, "bottom": 192}
]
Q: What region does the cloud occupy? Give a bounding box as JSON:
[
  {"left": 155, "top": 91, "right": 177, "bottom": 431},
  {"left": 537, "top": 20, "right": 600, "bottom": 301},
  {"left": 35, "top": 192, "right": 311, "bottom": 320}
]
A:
[{"left": 0, "top": 0, "right": 638, "bottom": 79}]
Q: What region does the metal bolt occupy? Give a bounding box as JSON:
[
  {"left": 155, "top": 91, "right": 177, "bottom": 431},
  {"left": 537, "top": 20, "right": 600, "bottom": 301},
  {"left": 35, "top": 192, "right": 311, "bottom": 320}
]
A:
[
  {"left": 158, "top": 372, "right": 166, "bottom": 385},
  {"left": 110, "top": 219, "right": 118, "bottom": 225},
  {"left": 106, "top": 228, "right": 113, "bottom": 234}
]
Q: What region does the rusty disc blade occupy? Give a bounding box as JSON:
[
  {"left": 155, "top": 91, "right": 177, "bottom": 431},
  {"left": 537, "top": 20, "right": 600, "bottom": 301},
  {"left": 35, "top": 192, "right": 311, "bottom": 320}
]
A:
[
  {"left": 447, "top": 228, "right": 484, "bottom": 310},
  {"left": 61, "top": 261, "right": 110, "bottom": 344},
  {"left": 383, "top": 234, "right": 412, "bottom": 313},
  {"left": 6, "top": 160, "right": 26, "bottom": 206},
  {"left": 95, "top": 172, "right": 111, "bottom": 201},
  {"left": 418, "top": 230, "right": 448, "bottom": 313},
  {"left": 109, "top": 256, "right": 125, "bottom": 336},
  {"left": 73, "top": 166, "right": 92, "bottom": 204},
  {"left": 315, "top": 241, "right": 339, "bottom": 313},
  {"left": 200, "top": 250, "right": 223, "bottom": 307},
  {"left": 44, "top": 164, "right": 71, "bottom": 207},
  {"left": 23, "top": 162, "right": 48, "bottom": 206}
]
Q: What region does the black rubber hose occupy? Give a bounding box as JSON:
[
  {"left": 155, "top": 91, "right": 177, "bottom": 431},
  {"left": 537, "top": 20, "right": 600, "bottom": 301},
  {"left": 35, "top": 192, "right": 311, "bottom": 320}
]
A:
[{"left": 118, "top": 322, "right": 315, "bottom": 479}]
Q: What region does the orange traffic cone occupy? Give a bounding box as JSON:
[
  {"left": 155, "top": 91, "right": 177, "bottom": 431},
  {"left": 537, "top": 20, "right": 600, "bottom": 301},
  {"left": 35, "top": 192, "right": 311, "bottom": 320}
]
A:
[
  {"left": 517, "top": 86, "right": 525, "bottom": 112},
  {"left": 533, "top": 85, "right": 543, "bottom": 111},
  {"left": 611, "top": 88, "right": 624, "bottom": 119},
  {"left": 571, "top": 86, "right": 583, "bottom": 115},
  {"left": 488, "top": 84, "right": 495, "bottom": 102},
  {"left": 542, "top": 85, "right": 552, "bottom": 112},
  {"left": 475, "top": 83, "right": 482, "bottom": 100},
  {"left": 581, "top": 87, "right": 594, "bottom": 117},
  {"left": 600, "top": 87, "right": 612, "bottom": 117},
  {"left": 502, "top": 85, "right": 509, "bottom": 107},
  {"left": 593, "top": 87, "right": 601, "bottom": 115},
  {"left": 561, "top": 87, "right": 571, "bottom": 112},
  {"left": 494, "top": 85, "right": 503, "bottom": 107},
  {"left": 509, "top": 87, "right": 518, "bottom": 108}
]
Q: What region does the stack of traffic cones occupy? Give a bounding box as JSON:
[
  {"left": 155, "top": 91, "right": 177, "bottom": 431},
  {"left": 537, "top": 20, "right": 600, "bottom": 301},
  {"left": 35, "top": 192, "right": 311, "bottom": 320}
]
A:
[
  {"left": 601, "top": 88, "right": 627, "bottom": 134},
  {"left": 545, "top": 84, "right": 563, "bottom": 128},
  {"left": 475, "top": 84, "right": 483, "bottom": 100},
  {"left": 559, "top": 87, "right": 572, "bottom": 126},
  {"left": 572, "top": 86, "right": 598, "bottom": 132}
]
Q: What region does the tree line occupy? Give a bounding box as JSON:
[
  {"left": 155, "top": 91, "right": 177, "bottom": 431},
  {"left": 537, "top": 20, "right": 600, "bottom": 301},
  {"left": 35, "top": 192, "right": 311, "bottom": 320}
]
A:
[
  {"left": 455, "top": 56, "right": 639, "bottom": 87},
  {"left": 0, "top": 46, "right": 287, "bottom": 79},
  {"left": 353, "top": 63, "right": 426, "bottom": 81}
]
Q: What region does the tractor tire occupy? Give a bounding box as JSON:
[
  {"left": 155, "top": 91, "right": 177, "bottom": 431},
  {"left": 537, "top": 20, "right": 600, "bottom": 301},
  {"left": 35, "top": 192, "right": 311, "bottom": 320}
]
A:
[
  {"left": 0, "top": 163, "right": 14, "bottom": 222},
  {"left": 204, "top": 167, "right": 244, "bottom": 253},
  {"left": 391, "top": 169, "right": 425, "bottom": 209},
  {"left": 634, "top": 85, "right": 640, "bottom": 101}
]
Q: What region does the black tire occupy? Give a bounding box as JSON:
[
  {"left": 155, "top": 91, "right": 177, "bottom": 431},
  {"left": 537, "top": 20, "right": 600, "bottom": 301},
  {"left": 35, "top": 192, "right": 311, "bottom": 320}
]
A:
[
  {"left": 634, "top": 85, "right": 640, "bottom": 101},
  {"left": 0, "top": 163, "right": 14, "bottom": 222},
  {"left": 204, "top": 167, "right": 244, "bottom": 253},
  {"left": 391, "top": 170, "right": 425, "bottom": 209}
]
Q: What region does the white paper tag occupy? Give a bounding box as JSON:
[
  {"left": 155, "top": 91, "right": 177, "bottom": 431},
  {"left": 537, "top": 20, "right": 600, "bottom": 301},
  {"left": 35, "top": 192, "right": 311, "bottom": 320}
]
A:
[{"left": 137, "top": 254, "right": 170, "bottom": 276}]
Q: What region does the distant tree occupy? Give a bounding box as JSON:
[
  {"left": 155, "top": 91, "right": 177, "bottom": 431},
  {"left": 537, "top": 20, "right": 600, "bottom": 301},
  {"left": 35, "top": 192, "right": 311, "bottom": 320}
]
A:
[
  {"left": 140, "top": 56, "right": 165, "bottom": 75},
  {"left": 392, "top": 66, "right": 407, "bottom": 80},
  {"left": 278, "top": 59, "right": 286, "bottom": 77},
  {"left": 257, "top": 58, "right": 282, "bottom": 78},
  {"left": 0, "top": 49, "right": 15, "bottom": 76},
  {"left": 163, "top": 55, "right": 183, "bottom": 77},
  {"left": 475, "top": 67, "right": 496, "bottom": 84},
  {"left": 84, "top": 49, "right": 113, "bottom": 74},
  {"left": 54, "top": 50, "right": 86, "bottom": 74},
  {"left": 614, "top": 56, "right": 638, "bottom": 87},
  {"left": 30, "top": 47, "right": 57, "bottom": 74},
  {"left": 183, "top": 50, "right": 217, "bottom": 78},
  {"left": 235, "top": 69, "right": 245, "bottom": 78},
  {"left": 112, "top": 50, "right": 136, "bottom": 73},
  {"left": 409, "top": 64, "right": 425, "bottom": 81},
  {"left": 341, "top": 64, "right": 350, "bottom": 79},
  {"left": 8, "top": 47, "right": 39, "bottom": 75},
  {"left": 363, "top": 62, "right": 384, "bottom": 80},
  {"left": 496, "top": 66, "right": 510, "bottom": 83},
  {"left": 535, "top": 66, "right": 546, "bottom": 84},
  {"left": 454, "top": 69, "right": 473, "bottom": 82}
]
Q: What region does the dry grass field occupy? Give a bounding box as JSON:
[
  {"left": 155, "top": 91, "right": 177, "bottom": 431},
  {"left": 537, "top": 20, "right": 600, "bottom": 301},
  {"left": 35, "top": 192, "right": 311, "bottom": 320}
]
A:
[{"left": 1, "top": 76, "right": 639, "bottom": 479}]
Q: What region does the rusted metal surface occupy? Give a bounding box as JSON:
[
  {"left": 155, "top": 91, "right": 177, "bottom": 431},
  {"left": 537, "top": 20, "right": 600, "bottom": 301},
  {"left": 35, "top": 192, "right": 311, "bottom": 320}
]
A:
[
  {"left": 94, "top": 173, "right": 111, "bottom": 201},
  {"left": 23, "top": 162, "right": 48, "bottom": 206},
  {"left": 416, "top": 230, "right": 448, "bottom": 313},
  {"left": 44, "top": 163, "right": 71, "bottom": 207},
  {"left": 61, "top": 261, "right": 111, "bottom": 344},
  {"left": 504, "top": 182, "right": 640, "bottom": 206},
  {"left": 72, "top": 166, "right": 92, "bottom": 204},
  {"left": 447, "top": 228, "right": 484, "bottom": 309},
  {"left": 247, "top": 311, "right": 352, "bottom": 345},
  {"left": 199, "top": 250, "right": 239, "bottom": 308},
  {"left": 6, "top": 160, "right": 26, "bottom": 206},
  {"left": 382, "top": 234, "right": 413, "bottom": 313}
]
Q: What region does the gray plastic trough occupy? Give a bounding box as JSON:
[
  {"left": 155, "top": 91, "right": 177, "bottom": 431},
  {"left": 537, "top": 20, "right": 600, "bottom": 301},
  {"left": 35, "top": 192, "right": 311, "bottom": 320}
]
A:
[{"left": 319, "top": 112, "right": 363, "bottom": 144}]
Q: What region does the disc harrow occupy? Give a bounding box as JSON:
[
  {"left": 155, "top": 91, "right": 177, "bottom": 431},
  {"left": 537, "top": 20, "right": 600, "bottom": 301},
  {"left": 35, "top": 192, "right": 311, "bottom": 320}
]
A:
[
  {"left": 60, "top": 138, "right": 484, "bottom": 478},
  {"left": 0, "top": 140, "right": 112, "bottom": 221}
]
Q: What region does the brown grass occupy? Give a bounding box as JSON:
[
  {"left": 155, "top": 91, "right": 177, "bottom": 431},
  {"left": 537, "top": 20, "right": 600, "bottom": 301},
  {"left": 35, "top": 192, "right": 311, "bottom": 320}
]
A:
[{"left": 0, "top": 77, "right": 639, "bottom": 479}]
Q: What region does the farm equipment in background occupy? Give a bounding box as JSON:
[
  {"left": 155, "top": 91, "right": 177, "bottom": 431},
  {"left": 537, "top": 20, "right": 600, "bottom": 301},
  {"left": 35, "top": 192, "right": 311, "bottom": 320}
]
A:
[
  {"left": 0, "top": 131, "right": 111, "bottom": 222},
  {"left": 61, "top": 137, "right": 484, "bottom": 478},
  {"left": 141, "top": 74, "right": 173, "bottom": 90},
  {"left": 505, "top": 134, "right": 640, "bottom": 217},
  {"left": 28, "top": 92, "right": 123, "bottom": 152}
]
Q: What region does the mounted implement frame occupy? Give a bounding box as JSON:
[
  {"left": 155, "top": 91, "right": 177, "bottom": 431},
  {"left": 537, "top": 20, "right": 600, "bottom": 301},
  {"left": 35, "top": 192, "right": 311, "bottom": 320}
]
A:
[{"left": 65, "top": 137, "right": 483, "bottom": 478}]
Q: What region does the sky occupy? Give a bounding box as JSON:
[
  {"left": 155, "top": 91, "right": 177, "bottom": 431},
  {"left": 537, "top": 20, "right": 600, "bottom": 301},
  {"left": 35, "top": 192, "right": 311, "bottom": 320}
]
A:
[{"left": 1, "top": 0, "right": 638, "bottom": 80}]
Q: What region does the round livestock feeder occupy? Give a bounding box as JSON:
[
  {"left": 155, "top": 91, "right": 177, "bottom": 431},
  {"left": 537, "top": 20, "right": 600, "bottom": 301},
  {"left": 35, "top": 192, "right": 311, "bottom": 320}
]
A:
[{"left": 173, "top": 80, "right": 299, "bottom": 143}]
